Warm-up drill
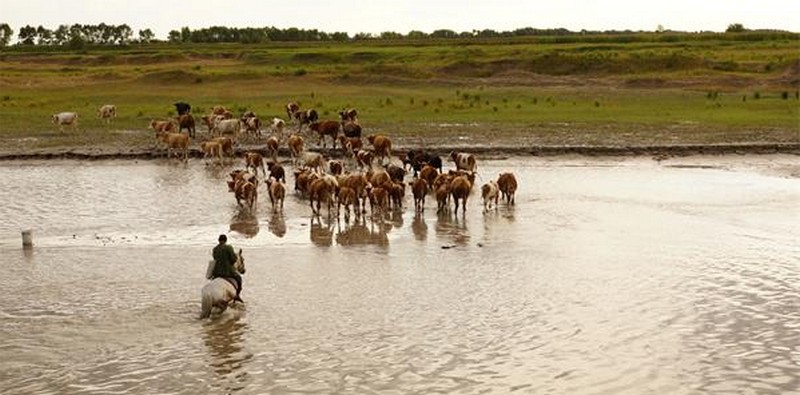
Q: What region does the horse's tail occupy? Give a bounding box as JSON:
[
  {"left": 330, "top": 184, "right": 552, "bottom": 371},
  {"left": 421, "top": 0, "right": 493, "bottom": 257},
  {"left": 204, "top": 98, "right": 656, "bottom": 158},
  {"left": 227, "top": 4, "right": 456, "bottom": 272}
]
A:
[{"left": 200, "top": 287, "right": 213, "bottom": 319}]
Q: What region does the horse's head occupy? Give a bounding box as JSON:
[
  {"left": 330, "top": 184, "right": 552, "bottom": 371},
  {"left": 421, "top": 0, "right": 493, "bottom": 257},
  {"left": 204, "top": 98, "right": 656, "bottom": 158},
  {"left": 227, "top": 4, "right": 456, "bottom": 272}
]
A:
[{"left": 235, "top": 248, "right": 246, "bottom": 274}]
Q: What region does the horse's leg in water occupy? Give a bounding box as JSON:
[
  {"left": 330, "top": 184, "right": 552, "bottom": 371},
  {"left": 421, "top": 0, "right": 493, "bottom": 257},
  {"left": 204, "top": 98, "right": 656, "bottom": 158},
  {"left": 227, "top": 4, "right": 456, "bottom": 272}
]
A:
[{"left": 233, "top": 273, "right": 243, "bottom": 302}]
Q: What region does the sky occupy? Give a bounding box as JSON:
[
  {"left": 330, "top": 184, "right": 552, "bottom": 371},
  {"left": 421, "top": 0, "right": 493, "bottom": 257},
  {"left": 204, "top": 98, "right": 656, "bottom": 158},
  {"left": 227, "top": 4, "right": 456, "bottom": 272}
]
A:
[{"left": 1, "top": 0, "right": 798, "bottom": 40}]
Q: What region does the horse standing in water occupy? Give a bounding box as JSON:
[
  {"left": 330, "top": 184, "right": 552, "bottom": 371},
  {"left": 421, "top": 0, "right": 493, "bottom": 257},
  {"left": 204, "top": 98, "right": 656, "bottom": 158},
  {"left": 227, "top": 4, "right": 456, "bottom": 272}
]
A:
[{"left": 200, "top": 249, "right": 245, "bottom": 319}]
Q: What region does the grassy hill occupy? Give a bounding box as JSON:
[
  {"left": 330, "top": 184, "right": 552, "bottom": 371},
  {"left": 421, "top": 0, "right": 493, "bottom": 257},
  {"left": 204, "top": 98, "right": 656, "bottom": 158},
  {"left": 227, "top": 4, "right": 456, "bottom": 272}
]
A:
[{"left": 0, "top": 34, "right": 798, "bottom": 155}]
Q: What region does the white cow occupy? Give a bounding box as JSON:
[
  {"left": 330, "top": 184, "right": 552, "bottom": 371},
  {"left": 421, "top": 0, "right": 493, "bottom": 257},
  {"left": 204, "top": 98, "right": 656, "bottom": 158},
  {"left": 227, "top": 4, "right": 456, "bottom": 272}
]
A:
[
  {"left": 271, "top": 117, "right": 286, "bottom": 136},
  {"left": 52, "top": 112, "right": 79, "bottom": 132},
  {"left": 97, "top": 105, "right": 116, "bottom": 124},
  {"left": 213, "top": 118, "right": 241, "bottom": 138}
]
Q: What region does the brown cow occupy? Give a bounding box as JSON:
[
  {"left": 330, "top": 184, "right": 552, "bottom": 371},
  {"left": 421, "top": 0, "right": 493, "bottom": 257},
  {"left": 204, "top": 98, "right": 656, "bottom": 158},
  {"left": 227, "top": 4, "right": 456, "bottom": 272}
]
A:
[
  {"left": 155, "top": 130, "right": 189, "bottom": 161},
  {"left": 309, "top": 120, "right": 340, "bottom": 149},
  {"left": 266, "top": 178, "right": 285, "bottom": 211},
  {"left": 235, "top": 180, "right": 258, "bottom": 210},
  {"left": 337, "top": 135, "right": 362, "bottom": 157},
  {"left": 244, "top": 152, "right": 266, "bottom": 177},
  {"left": 176, "top": 114, "right": 195, "bottom": 138},
  {"left": 328, "top": 159, "right": 344, "bottom": 176},
  {"left": 287, "top": 134, "right": 304, "bottom": 165},
  {"left": 435, "top": 183, "right": 451, "bottom": 213},
  {"left": 293, "top": 168, "right": 313, "bottom": 197},
  {"left": 212, "top": 136, "right": 234, "bottom": 161},
  {"left": 367, "top": 184, "right": 389, "bottom": 217},
  {"left": 338, "top": 172, "right": 370, "bottom": 215},
  {"left": 337, "top": 186, "right": 357, "bottom": 221},
  {"left": 308, "top": 178, "right": 334, "bottom": 216},
  {"left": 410, "top": 178, "right": 427, "bottom": 212},
  {"left": 367, "top": 135, "right": 392, "bottom": 165},
  {"left": 419, "top": 165, "right": 439, "bottom": 192},
  {"left": 200, "top": 140, "right": 223, "bottom": 165},
  {"left": 497, "top": 172, "right": 518, "bottom": 205},
  {"left": 450, "top": 174, "right": 473, "bottom": 215}
]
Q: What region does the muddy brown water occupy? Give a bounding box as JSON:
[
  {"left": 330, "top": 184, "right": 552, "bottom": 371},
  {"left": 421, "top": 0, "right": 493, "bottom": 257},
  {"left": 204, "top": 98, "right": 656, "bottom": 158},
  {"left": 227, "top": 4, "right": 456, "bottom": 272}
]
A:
[{"left": 1, "top": 155, "right": 798, "bottom": 394}]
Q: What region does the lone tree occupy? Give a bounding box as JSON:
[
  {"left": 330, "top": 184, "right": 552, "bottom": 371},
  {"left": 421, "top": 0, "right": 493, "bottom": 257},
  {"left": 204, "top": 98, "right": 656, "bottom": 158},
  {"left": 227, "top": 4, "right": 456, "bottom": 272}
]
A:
[
  {"left": 726, "top": 23, "right": 746, "bottom": 33},
  {"left": 0, "top": 23, "right": 12, "bottom": 47}
]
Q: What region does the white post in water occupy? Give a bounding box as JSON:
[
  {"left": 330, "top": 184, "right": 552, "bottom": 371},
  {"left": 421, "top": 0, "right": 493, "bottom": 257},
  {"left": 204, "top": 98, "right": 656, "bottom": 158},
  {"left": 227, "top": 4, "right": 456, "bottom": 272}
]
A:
[{"left": 21, "top": 230, "right": 33, "bottom": 248}]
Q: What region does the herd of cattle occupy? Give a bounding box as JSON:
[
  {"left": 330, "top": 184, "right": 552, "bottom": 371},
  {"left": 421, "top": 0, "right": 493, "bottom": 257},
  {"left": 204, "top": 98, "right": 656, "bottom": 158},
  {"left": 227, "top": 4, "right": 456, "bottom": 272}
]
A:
[{"left": 51, "top": 102, "right": 519, "bottom": 219}]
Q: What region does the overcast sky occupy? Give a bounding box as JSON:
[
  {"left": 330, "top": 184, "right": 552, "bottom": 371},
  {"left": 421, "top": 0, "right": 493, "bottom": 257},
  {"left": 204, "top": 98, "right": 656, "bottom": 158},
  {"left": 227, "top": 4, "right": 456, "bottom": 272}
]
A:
[{"left": 1, "top": 0, "right": 798, "bottom": 39}]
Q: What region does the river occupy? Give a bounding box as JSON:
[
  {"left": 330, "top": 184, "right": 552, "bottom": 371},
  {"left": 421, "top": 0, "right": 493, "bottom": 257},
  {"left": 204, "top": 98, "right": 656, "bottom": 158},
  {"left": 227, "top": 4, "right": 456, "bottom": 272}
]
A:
[{"left": 1, "top": 155, "right": 798, "bottom": 394}]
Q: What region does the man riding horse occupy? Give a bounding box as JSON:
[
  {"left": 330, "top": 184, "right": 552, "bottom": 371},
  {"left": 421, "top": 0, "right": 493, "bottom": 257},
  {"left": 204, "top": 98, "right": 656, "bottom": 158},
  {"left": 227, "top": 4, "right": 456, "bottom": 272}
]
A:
[{"left": 211, "top": 234, "right": 243, "bottom": 302}]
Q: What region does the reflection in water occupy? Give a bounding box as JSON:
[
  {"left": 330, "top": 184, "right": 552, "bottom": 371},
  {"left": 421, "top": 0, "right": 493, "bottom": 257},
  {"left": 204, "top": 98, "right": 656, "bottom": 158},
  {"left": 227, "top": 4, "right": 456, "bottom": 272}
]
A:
[
  {"left": 389, "top": 209, "right": 404, "bottom": 229},
  {"left": 229, "top": 209, "right": 259, "bottom": 238},
  {"left": 436, "top": 211, "right": 470, "bottom": 246},
  {"left": 202, "top": 315, "right": 252, "bottom": 390},
  {"left": 309, "top": 216, "right": 334, "bottom": 247},
  {"left": 267, "top": 211, "right": 287, "bottom": 238},
  {"left": 335, "top": 216, "right": 389, "bottom": 247},
  {"left": 411, "top": 212, "right": 428, "bottom": 241}
]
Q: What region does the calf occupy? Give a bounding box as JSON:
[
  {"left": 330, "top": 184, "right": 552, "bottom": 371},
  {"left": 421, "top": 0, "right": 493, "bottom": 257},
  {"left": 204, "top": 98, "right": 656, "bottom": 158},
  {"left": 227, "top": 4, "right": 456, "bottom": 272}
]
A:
[
  {"left": 450, "top": 151, "right": 477, "bottom": 173},
  {"left": 355, "top": 149, "right": 374, "bottom": 170},
  {"left": 176, "top": 114, "right": 195, "bottom": 138},
  {"left": 338, "top": 135, "right": 363, "bottom": 156},
  {"left": 308, "top": 178, "right": 334, "bottom": 216},
  {"left": 235, "top": 180, "right": 258, "bottom": 210},
  {"left": 481, "top": 180, "right": 499, "bottom": 211},
  {"left": 309, "top": 120, "right": 340, "bottom": 149},
  {"left": 387, "top": 181, "right": 405, "bottom": 210},
  {"left": 435, "top": 183, "right": 451, "bottom": 213},
  {"left": 328, "top": 160, "right": 344, "bottom": 176},
  {"left": 497, "top": 172, "right": 518, "bottom": 205},
  {"left": 266, "top": 178, "right": 285, "bottom": 211},
  {"left": 410, "top": 178, "right": 427, "bottom": 212},
  {"left": 367, "top": 135, "right": 392, "bottom": 165},
  {"left": 385, "top": 164, "right": 406, "bottom": 183},
  {"left": 367, "top": 184, "right": 389, "bottom": 217},
  {"left": 52, "top": 112, "right": 79, "bottom": 132},
  {"left": 212, "top": 137, "right": 234, "bottom": 160},
  {"left": 338, "top": 172, "right": 370, "bottom": 215},
  {"left": 97, "top": 105, "right": 116, "bottom": 124}
]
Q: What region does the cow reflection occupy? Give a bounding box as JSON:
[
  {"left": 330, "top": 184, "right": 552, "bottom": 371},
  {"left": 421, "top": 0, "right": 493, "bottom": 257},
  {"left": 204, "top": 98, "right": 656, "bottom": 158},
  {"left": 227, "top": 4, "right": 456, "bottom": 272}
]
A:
[
  {"left": 310, "top": 216, "right": 334, "bottom": 247},
  {"left": 389, "top": 209, "right": 404, "bottom": 229},
  {"left": 336, "top": 216, "right": 389, "bottom": 246},
  {"left": 202, "top": 316, "right": 252, "bottom": 380},
  {"left": 436, "top": 211, "right": 469, "bottom": 246},
  {"left": 229, "top": 209, "right": 259, "bottom": 238},
  {"left": 411, "top": 212, "right": 427, "bottom": 241},
  {"left": 268, "top": 211, "right": 286, "bottom": 238}
]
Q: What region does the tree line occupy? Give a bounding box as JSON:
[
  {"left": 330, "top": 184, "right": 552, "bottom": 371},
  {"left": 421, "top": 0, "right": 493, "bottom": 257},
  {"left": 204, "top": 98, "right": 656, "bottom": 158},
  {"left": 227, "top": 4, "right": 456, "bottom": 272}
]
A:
[{"left": 0, "top": 22, "right": 794, "bottom": 48}]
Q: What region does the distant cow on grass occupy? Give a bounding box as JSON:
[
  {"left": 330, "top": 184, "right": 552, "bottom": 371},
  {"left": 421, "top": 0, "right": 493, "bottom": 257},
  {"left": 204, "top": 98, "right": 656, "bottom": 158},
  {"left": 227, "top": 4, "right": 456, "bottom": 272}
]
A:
[
  {"left": 97, "top": 105, "right": 116, "bottom": 124},
  {"left": 52, "top": 112, "right": 79, "bottom": 132}
]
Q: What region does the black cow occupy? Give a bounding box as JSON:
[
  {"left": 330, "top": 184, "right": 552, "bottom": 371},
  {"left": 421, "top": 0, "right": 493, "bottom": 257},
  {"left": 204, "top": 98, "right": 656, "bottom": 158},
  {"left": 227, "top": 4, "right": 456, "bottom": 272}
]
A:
[
  {"left": 174, "top": 102, "right": 191, "bottom": 116},
  {"left": 403, "top": 150, "right": 443, "bottom": 176}
]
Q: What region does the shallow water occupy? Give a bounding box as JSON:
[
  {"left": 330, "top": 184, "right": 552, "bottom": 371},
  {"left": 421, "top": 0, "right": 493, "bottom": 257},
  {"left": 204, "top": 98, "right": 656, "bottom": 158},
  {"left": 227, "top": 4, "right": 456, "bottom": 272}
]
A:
[{"left": 1, "top": 155, "right": 798, "bottom": 394}]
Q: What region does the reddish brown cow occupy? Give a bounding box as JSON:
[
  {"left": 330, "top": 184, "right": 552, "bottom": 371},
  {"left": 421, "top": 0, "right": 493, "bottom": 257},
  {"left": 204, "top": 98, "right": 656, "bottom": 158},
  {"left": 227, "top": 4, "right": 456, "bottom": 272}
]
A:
[
  {"left": 338, "top": 172, "right": 369, "bottom": 215},
  {"left": 368, "top": 185, "right": 389, "bottom": 217},
  {"left": 367, "top": 135, "right": 392, "bottom": 165},
  {"left": 176, "top": 114, "right": 195, "bottom": 138},
  {"left": 287, "top": 134, "right": 304, "bottom": 164},
  {"left": 337, "top": 186, "right": 357, "bottom": 221},
  {"left": 236, "top": 180, "right": 258, "bottom": 210},
  {"left": 497, "top": 172, "right": 518, "bottom": 205},
  {"left": 266, "top": 178, "right": 285, "bottom": 211},
  {"left": 308, "top": 178, "right": 334, "bottom": 216},
  {"left": 200, "top": 140, "right": 223, "bottom": 165},
  {"left": 450, "top": 175, "right": 473, "bottom": 215},
  {"left": 435, "top": 183, "right": 451, "bottom": 213},
  {"left": 419, "top": 165, "right": 439, "bottom": 192},
  {"left": 309, "top": 120, "right": 341, "bottom": 149},
  {"left": 150, "top": 119, "right": 176, "bottom": 134},
  {"left": 341, "top": 120, "right": 361, "bottom": 139},
  {"left": 410, "top": 178, "right": 427, "bottom": 212}
]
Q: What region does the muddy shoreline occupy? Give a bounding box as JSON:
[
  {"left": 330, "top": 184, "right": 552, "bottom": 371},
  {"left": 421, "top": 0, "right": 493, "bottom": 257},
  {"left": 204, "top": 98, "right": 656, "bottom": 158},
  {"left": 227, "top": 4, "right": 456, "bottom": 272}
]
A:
[{"left": 1, "top": 142, "right": 799, "bottom": 161}]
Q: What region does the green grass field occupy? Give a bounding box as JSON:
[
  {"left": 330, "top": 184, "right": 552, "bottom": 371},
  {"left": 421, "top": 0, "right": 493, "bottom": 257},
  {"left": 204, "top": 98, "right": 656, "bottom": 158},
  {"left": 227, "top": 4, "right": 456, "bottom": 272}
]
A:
[{"left": 1, "top": 36, "right": 798, "bottom": 154}]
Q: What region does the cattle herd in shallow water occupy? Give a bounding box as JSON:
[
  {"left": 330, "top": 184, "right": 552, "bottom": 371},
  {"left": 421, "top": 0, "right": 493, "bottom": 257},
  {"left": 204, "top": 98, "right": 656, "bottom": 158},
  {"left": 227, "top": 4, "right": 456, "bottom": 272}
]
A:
[{"left": 52, "top": 101, "right": 518, "bottom": 220}]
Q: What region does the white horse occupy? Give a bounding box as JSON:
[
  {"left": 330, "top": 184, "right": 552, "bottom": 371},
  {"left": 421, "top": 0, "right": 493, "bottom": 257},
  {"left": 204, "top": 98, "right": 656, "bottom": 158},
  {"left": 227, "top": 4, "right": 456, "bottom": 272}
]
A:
[{"left": 200, "top": 249, "right": 246, "bottom": 319}]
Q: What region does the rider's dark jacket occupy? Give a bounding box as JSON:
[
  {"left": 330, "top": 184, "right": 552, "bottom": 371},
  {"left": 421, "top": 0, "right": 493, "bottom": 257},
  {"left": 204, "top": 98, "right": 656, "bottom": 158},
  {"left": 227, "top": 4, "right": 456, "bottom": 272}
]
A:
[{"left": 212, "top": 243, "right": 238, "bottom": 278}]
